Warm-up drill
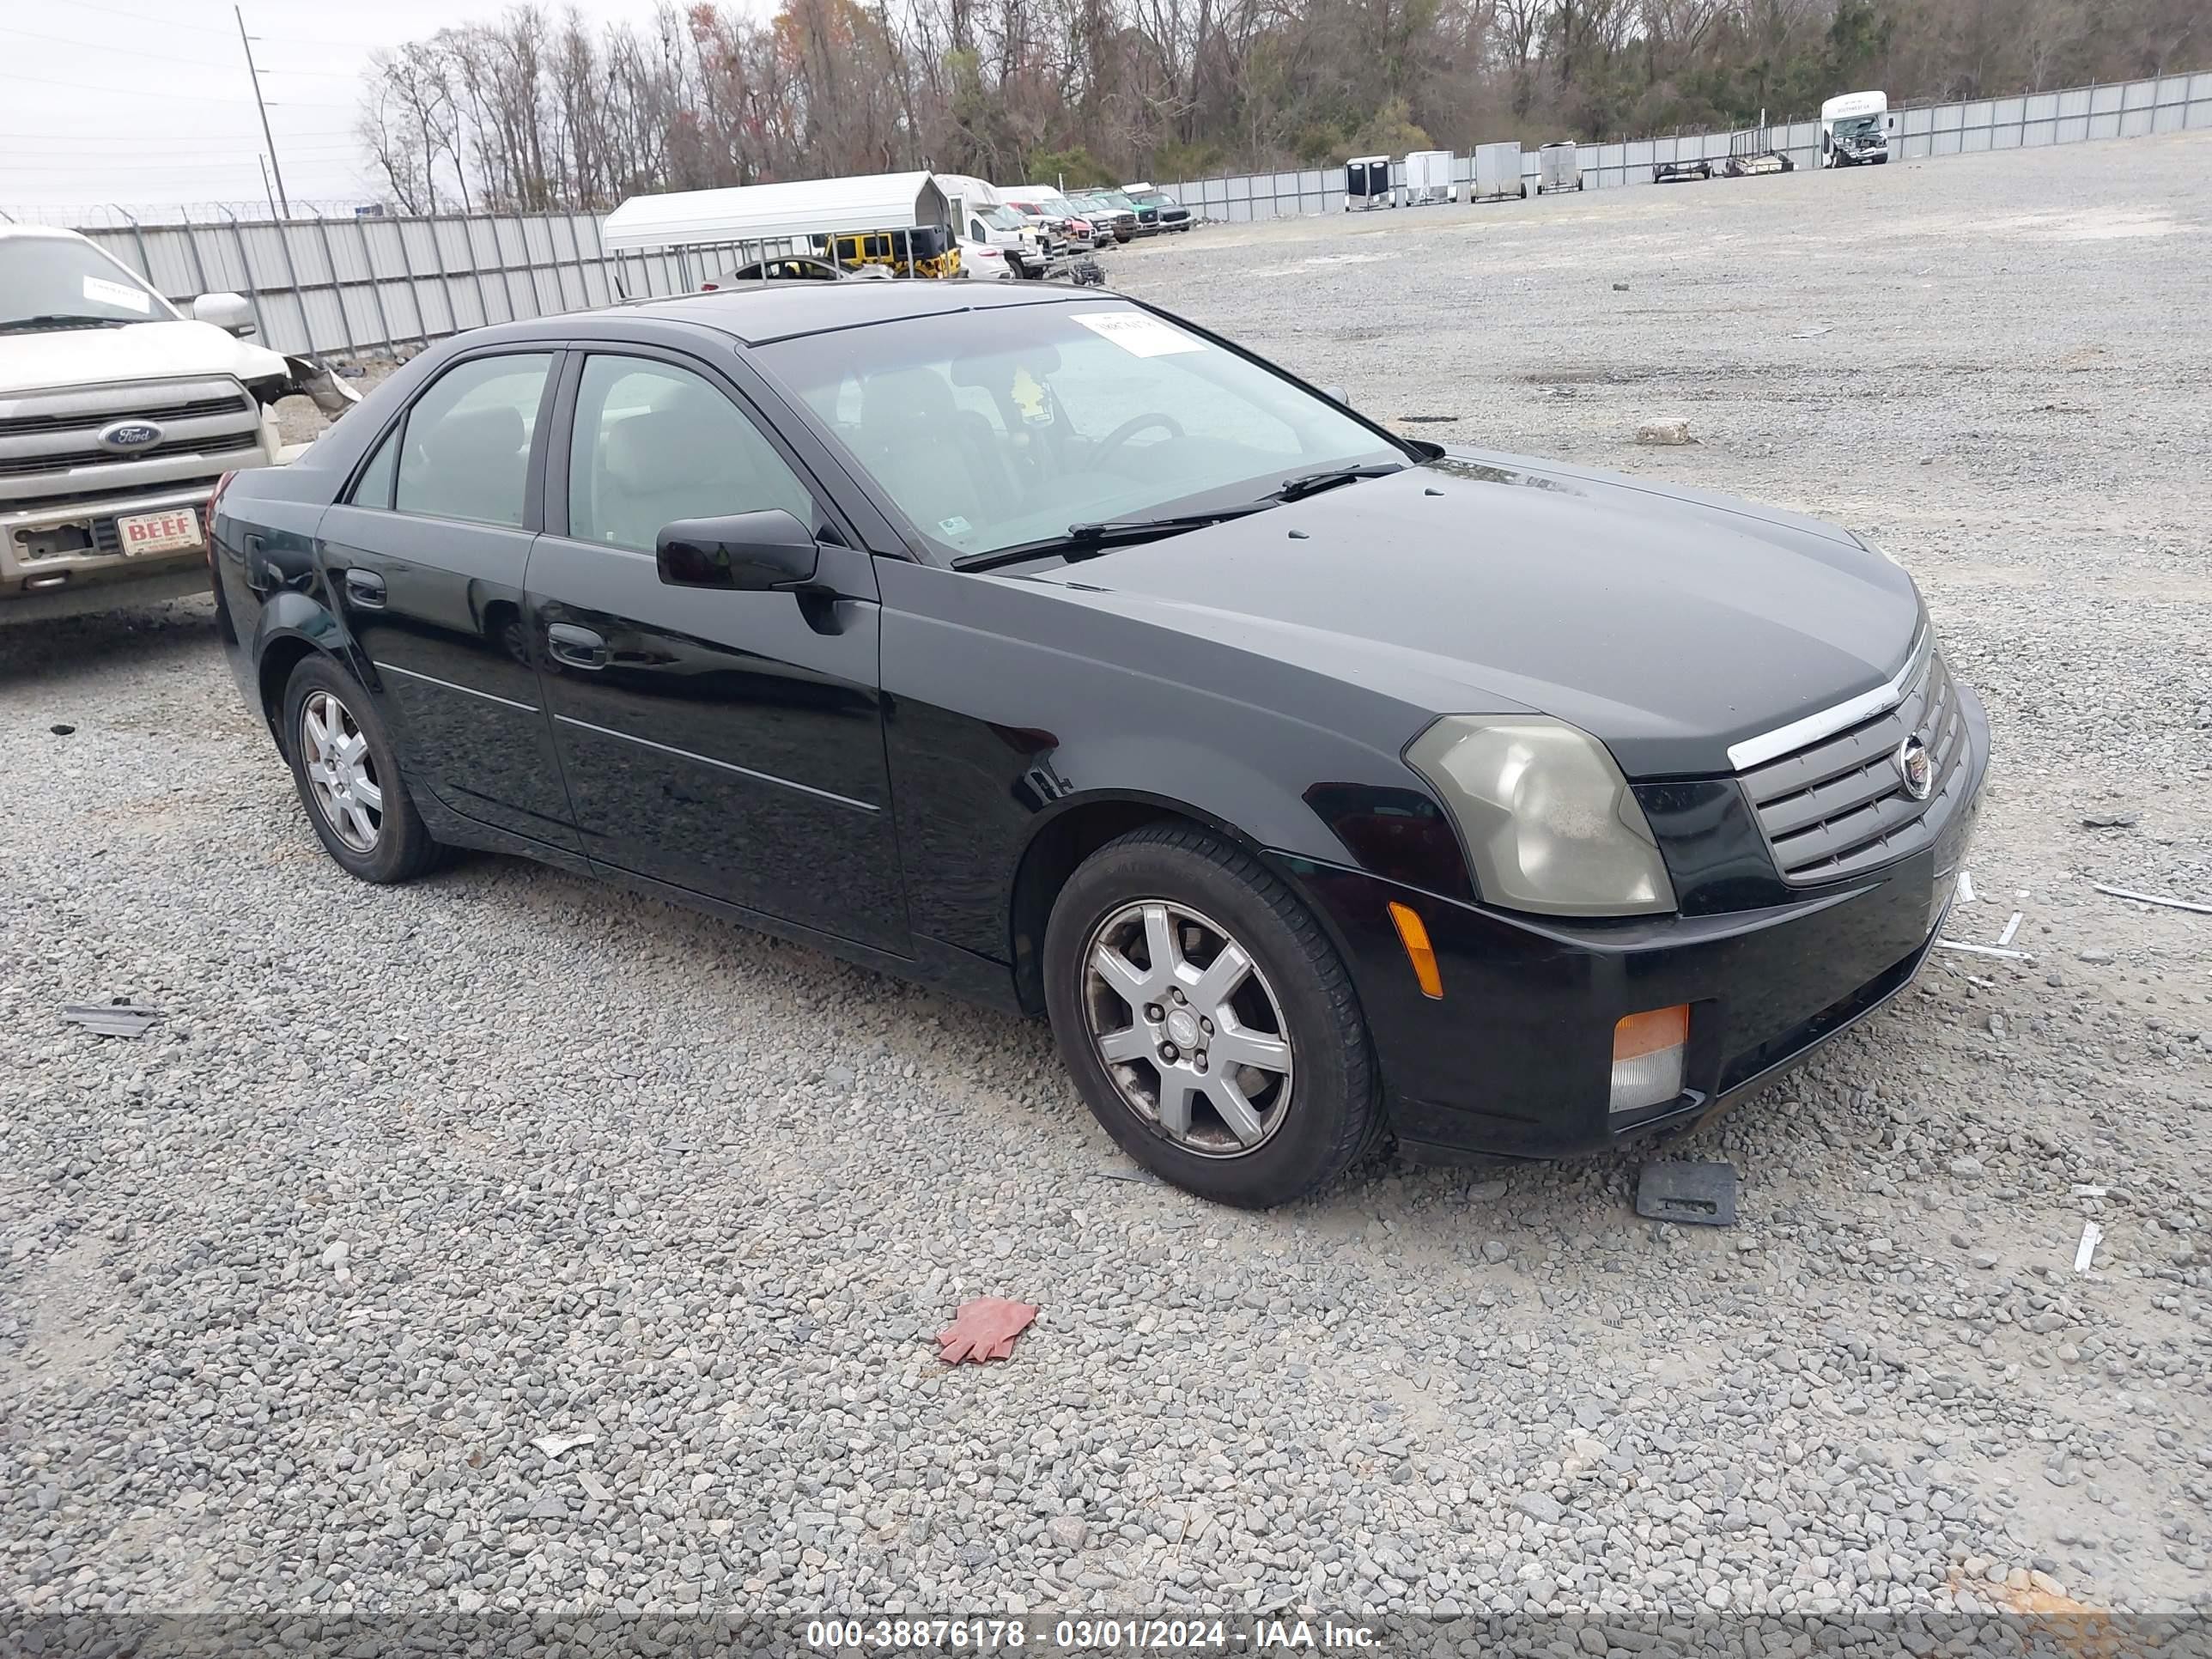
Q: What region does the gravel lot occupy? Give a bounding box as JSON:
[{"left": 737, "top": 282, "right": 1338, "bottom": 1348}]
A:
[{"left": 5, "top": 131, "right": 2210, "bottom": 1641}]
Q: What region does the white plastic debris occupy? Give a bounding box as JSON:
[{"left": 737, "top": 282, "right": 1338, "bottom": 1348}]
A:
[
  {"left": 2092, "top": 884, "right": 2212, "bottom": 916},
  {"left": 1936, "top": 939, "right": 2033, "bottom": 961},
  {"left": 2073, "top": 1221, "right": 2103, "bottom": 1273},
  {"left": 1996, "top": 911, "right": 2023, "bottom": 947},
  {"left": 531, "top": 1431, "right": 598, "bottom": 1458},
  {"left": 1956, "top": 870, "right": 1976, "bottom": 904},
  {"left": 2071, "top": 1184, "right": 2108, "bottom": 1199}
]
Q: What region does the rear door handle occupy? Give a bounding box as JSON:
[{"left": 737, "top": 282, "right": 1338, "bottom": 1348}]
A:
[
  {"left": 547, "top": 622, "right": 609, "bottom": 670},
  {"left": 343, "top": 568, "right": 386, "bottom": 610}
]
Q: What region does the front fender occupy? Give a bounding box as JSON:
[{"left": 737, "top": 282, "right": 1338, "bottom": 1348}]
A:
[{"left": 877, "top": 560, "right": 1474, "bottom": 966}]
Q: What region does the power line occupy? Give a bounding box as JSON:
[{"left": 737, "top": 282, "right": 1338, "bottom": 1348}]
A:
[
  {"left": 0, "top": 22, "right": 356, "bottom": 72},
  {"left": 47, "top": 0, "right": 389, "bottom": 49},
  {"left": 0, "top": 69, "right": 350, "bottom": 106}
]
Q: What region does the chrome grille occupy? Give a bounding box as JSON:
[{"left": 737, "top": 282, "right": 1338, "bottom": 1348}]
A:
[
  {"left": 0, "top": 392, "right": 250, "bottom": 441},
  {"left": 1741, "top": 647, "right": 1968, "bottom": 884},
  {"left": 0, "top": 430, "right": 259, "bottom": 479}
]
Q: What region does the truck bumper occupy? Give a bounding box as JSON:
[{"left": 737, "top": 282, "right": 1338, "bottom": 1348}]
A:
[{"left": 0, "top": 482, "right": 228, "bottom": 620}]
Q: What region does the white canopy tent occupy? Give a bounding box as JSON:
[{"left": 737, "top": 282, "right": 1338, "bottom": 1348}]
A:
[{"left": 603, "top": 173, "right": 954, "bottom": 254}]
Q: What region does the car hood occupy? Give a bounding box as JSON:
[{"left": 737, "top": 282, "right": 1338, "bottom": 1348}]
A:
[
  {"left": 1030, "top": 447, "right": 1923, "bottom": 778},
  {"left": 0, "top": 319, "right": 289, "bottom": 396}
]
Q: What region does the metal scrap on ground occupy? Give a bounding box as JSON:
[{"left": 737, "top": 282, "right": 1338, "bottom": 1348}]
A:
[
  {"left": 60, "top": 1000, "right": 166, "bottom": 1038},
  {"left": 935, "top": 1297, "right": 1040, "bottom": 1364}
]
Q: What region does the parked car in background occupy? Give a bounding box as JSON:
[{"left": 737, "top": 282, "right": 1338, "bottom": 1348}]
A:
[
  {"left": 702, "top": 254, "right": 892, "bottom": 287},
  {"left": 1003, "top": 190, "right": 1097, "bottom": 252},
  {"left": 1121, "top": 184, "right": 1194, "bottom": 232},
  {"left": 208, "top": 281, "right": 1987, "bottom": 1208},
  {"left": 1, "top": 224, "right": 354, "bottom": 623},
  {"left": 957, "top": 239, "right": 1015, "bottom": 280},
  {"left": 1067, "top": 191, "right": 1139, "bottom": 243}
]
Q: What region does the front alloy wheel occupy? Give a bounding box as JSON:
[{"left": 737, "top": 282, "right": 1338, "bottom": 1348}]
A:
[
  {"left": 300, "top": 688, "right": 383, "bottom": 853},
  {"left": 1082, "top": 899, "right": 1294, "bottom": 1156},
  {"left": 1044, "top": 823, "right": 1382, "bottom": 1206}
]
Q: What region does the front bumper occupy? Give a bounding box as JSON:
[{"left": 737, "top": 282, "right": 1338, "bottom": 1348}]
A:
[
  {"left": 0, "top": 482, "right": 228, "bottom": 617},
  {"left": 1281, "top": 684, "right": 1989, "bottom": 1161}
]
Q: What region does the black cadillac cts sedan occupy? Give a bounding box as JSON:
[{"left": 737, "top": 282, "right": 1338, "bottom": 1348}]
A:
[{"left": 208, "top": 283, "right": 1987, "bottom": 1207}]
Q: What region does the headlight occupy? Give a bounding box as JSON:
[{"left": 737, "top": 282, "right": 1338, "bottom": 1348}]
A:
[{"left": 1406, "top": 716, "right": 1676, "bottom": 916}]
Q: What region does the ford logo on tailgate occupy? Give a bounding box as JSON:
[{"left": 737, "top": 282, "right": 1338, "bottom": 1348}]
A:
[{"left": 97, "top": 420, "right": 164, "bottom": 453}]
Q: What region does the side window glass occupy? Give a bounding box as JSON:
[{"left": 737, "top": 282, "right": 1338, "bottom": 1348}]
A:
[
  {"left": 568, "top": 355, "right": 814, "bottom": 554},
  {"left": 392, "top": 353, "right": 552, "bottom": 528},
  {"left": 349, "top": 425, "right": 398, "bottom": 509}
]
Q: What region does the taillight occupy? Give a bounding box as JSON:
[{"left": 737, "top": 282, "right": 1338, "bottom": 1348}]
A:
[{"left": 205, "top": 471, "right": 237, "bottom": 565}]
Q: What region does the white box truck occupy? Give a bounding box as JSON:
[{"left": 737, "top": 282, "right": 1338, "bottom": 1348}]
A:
[
  {"left": 1820, "top": 91, "right": 1890, "bottom": 167},
  {"left": 1470, "top": 143, "right": 1527, "bottom": 203},
  {"left": 1403, "top": 149, "right": 1455, "bottom": 205}
]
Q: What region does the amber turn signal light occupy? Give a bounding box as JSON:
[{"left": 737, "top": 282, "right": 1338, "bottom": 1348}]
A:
[
  {"left": 1610, "top": 1004, "right": 1689, "bottom": 1114},
  {"left": 1386, "top": 902, "right": 1443, "bottom": 1000}
]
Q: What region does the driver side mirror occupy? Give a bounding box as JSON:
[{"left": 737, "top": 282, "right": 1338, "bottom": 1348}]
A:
[
  {"left": 1321, "top": 385, "right": 1352, "bottom": 407},
  {"left": 192, "top": 292, "right": 256, "bottom": 337},
  {"left": 656, "top": 509, "right": 819, "bottom": 592}
]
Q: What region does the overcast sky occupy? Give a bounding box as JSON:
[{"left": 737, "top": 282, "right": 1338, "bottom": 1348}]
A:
[{"left": 0, "top": 0, "right": 684, "bottom": 219}]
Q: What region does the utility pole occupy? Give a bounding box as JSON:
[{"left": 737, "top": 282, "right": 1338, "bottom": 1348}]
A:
[
  {"left": 257, "top": 155, "right": 280, "bottom": 222},
  {"left": 235, "top": 4, "right": 290, "bottom": 219}
]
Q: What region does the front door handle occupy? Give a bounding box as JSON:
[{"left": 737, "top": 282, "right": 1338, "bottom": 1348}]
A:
[
  {"left": 343, "top": 568, "right": 386, "bottom": 610},
  {"left": 547, "top": 622, "right": 610, "bottom": 670}
]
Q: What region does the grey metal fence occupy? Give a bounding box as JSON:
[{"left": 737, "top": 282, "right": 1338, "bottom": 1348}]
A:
[
  {"left": 73, "top": 210, "right": 696, "bottom": 360},
  {"left": 57, "top": 69, "right": 2212, "bottom": 358},
  {"left": 1164, "top": 70, "right": 2212, "bottom": 219}
]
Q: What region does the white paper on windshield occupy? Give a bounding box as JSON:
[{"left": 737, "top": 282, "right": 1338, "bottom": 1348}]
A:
[
  {"left": 83, "top": 275, "right": 152, "bottom": 314},
  {"left": 1072, "top": 311, "right": 1205, "bottom": 357}
]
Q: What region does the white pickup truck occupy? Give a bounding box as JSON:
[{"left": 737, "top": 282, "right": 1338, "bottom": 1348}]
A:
[{"left": 1, "top": 223, "right": 355, "bottom": 622}]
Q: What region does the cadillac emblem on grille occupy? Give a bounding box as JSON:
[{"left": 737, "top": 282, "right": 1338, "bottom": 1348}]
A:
[
  {"left": 97, "top": 420, "right": 165, "bottom": 453},
  {"left": 1895, "top": 734, "right": 1934, "bottom": 801}
]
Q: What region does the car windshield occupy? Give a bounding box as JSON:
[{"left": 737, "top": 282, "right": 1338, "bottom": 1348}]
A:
[
  {"left": 1132, "top": 191, "right": 1174, "bottom": 208},
  {"left": 0, "top": 237, "right": 173, "bottom": 331},
  {"left": 981, "top": 205, "right": 1024, "bottom": 231},
  {"left": 757, "top": 301, "right": 1406, "bottom": 563},
  {"left": 1832, "top": 114, "right": 1881, "bottom": 139}
]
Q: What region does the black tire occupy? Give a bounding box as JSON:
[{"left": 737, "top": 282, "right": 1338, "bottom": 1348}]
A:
[
  {"left": 280, "top": 653, "right": 441, "bottom": 884},
  {"left": 1042, "top": 823, "right": 1381, "bottom": 1207}
]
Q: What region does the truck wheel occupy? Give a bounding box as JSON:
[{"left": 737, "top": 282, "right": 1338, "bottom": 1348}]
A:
[
  {"left": 1043, "top": 823, "right": 1382, "bottom": 1208},
  {"left": 281, "top": 654, "right": 441, "bottom": 884}
]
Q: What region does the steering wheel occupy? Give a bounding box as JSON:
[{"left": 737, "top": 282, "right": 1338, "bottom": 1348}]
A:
[{"left": 1094, "top": 412, "right": 1185, "bottom": 459}]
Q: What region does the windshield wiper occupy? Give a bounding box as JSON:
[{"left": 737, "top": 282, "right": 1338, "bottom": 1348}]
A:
[
  {"left": 0, "top": 313, "right": 134, "bottom": 335},
  {"left": 952, "top": 505, "right": 1268, "bottom": 571},
  {"left": 1268, "top": 462, "right": 1405, "bottom": 503}
]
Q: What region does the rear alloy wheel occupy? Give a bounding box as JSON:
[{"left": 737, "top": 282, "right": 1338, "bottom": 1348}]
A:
[
  {"left": 301, "top": 687, "right": 383, "bottom": 854},
  {"left": 282, "top": 654, "right": 441, "bottom": 884},
  {"left": 1044, "top": 823, "right": 1380, "bottom": 1206}
]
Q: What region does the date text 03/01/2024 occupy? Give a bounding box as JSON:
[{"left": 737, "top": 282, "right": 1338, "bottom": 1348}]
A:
[{"left": 803, "top": 1617, "right": 1382, "bottom": 1650}]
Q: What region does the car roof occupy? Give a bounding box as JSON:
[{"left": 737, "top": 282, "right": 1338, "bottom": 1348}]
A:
[{"left": 612, "top": 280, "right": 1112, "bottom": 346}]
